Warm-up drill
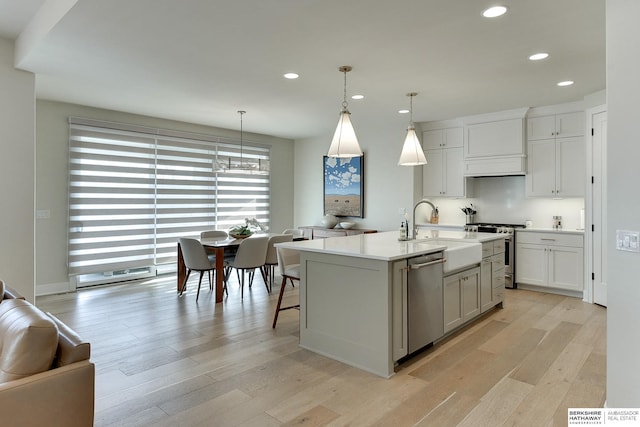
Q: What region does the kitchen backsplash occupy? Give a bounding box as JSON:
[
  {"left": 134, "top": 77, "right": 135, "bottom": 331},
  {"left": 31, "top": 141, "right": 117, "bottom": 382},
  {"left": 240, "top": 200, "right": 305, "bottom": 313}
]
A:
[{"left": 424, "top": 176, "right": 585, "bottom": 230}]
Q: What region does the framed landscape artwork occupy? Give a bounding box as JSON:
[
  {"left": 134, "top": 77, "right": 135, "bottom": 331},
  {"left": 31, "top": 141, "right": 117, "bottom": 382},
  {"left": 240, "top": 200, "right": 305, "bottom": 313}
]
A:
[{"left": 323, "top": 155, "right": 364, "bottom": 218}]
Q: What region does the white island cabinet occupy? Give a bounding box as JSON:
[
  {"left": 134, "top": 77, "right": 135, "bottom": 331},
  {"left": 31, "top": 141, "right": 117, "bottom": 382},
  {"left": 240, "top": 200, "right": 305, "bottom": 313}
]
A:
[
  {"left": 277, "top": 231, "right": 506, "bottom": 378},
  {"left": 444, "top": 266, "right": 480, "bottom": 333}
]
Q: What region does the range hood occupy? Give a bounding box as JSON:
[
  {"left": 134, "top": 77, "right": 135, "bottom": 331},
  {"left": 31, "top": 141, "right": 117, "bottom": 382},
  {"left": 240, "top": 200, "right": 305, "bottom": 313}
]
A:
[{"left": 461, "top": 108, "right": 529, "bottom": 177}]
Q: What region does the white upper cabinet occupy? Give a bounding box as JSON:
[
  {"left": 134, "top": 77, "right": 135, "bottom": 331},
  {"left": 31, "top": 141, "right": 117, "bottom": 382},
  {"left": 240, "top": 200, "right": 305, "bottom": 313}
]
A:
[
  {"left": 423, "top": 147, "right": 466, "bottom": 197},
  {"left": 527, "top": 112, "right": 585, "bottom": 141},
  {"left": 423, "top": 127, "right": 463, "bottom": 150},
  {"left": 422, "top": 127, "right": 466, "bottom": 198},
  {"left": 527, "top": 136, "right": 585, "bottom": 197},
  {"left": 526, "top": 110, "right": 585, "bottom": 197}
]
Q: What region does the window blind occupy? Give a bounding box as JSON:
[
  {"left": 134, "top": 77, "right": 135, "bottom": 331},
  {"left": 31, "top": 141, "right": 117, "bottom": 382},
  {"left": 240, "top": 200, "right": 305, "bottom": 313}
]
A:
[{"left": 68, "top": 118, "right": 270, "bottom": 276}]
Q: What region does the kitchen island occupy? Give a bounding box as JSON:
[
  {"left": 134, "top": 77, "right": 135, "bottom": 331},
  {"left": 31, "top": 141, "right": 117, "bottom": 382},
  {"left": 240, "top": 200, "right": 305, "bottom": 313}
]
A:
[{"left": 278, "top": 230, "right": 505, "bottom": 378}]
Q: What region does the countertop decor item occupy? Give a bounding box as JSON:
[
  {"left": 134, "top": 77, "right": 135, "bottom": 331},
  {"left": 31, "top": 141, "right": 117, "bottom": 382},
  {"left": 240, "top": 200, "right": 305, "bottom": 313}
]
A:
[
  {"left": 460, "top": 204, "right": 477, "bottom": 216},
  {"left": 461, "top": 204, "right": 477, "bottom": 224},
  {"left": 339, "top": 221, "right": 355, "bottom": 229},
  {"left": 229, "top": 217, "right": 267, "bottom": 238},
  {"left": 229, "top": 230, "right": 252, "bottom": 239},
  {"left": 320, "top": 214, "right": 338, "bottom": 228}
]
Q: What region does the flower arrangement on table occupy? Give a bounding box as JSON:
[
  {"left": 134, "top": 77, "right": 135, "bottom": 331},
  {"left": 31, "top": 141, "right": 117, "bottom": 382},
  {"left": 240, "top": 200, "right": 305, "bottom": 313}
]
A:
[{"left": 229, "top": 217, "right": 268, "bottom": 239}]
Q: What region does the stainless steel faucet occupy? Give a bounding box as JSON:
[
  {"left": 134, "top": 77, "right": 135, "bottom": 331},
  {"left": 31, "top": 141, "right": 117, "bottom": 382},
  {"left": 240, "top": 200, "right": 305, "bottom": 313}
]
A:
[{"left": 412, "top": 199, "right": 436, "bottom": 239}]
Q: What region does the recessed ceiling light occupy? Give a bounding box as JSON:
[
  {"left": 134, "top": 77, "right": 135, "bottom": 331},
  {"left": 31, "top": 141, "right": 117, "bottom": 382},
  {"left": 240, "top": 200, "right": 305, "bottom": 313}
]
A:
[
  {"left": 482, "top": 6, "right": 507, "bottom": 18},
  {"left": 529, "top": 52, "right": 549, "bottom": 61},
  {"left": 557, "top": 80, "right": 574, "bottom": 87},
  {"left": 398, "top": 109, "right": 410, "bottom": 114},
  {"left": 351, "top": 94, "right": 364, "bottom": 100},
  {"left": 283, "top": 72, "right": 299, "bottom": 79}
]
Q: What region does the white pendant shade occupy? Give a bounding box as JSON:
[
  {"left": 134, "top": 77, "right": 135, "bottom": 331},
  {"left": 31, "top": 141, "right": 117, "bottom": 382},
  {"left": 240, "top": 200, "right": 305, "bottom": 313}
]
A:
[
  {"left": 397, "top": 126, "right": 427, "bottom": 166},
  {"left": 327, "top": 110, "right": 363, "bottom": 158}
]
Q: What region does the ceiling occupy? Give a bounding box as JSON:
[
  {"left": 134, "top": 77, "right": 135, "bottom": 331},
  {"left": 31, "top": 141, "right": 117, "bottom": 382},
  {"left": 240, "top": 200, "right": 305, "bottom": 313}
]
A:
[{"left": 0, "top": 0, "right": 605, "bottom": 140}]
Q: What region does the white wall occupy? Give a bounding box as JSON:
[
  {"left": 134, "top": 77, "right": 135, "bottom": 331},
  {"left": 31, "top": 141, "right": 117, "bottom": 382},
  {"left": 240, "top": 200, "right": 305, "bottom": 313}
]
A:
[
  {"left": 294, "top": 121, "right": 418, "bottom": 232},
  {"left": 35, "top": 100, "right": 294, "bottom": 295},
  {"left": 0, "top": 37, "right": 35, "bottom": 302},
  {"left": 606, "top": 0, "right": 640, "bottom": 407},
  {"left": 426, "top": 176, "right": 585, "bottom": 230}
]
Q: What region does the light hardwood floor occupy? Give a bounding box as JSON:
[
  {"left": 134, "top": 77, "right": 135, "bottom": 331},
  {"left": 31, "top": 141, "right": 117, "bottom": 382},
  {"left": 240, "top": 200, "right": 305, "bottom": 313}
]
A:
[{"left": 37, "top": 273, "right": 606, "bottom": 427}]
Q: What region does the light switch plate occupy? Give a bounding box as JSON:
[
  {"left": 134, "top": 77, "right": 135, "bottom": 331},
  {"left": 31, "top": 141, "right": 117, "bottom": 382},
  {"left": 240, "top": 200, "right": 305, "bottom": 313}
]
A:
[{"left": 616, "top": 230, "right": 640, "bottom": 252}]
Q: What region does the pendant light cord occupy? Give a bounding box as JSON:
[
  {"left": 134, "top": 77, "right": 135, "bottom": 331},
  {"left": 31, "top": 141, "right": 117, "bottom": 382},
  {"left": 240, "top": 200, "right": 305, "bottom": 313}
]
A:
[
  {"left": 409, "top": 93, "right": 413, "bottom": 125},
  {"left": 407, "top": 92, "right": 417, "bottom": 127},
  {"left": 238, "top": 110, "right": 245, "bottom": 163},
  {"left": 338, "top": 65, "right": 352, "bottom": 112},
  {"left": 342, "top": 70, "right": 348, "bottom": 110}
]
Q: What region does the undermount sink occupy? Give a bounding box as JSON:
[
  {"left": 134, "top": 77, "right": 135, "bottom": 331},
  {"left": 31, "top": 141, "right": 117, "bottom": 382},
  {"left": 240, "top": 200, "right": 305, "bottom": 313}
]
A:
[{"left": 422, "top": 239, "right": 482, "bottom": 273}]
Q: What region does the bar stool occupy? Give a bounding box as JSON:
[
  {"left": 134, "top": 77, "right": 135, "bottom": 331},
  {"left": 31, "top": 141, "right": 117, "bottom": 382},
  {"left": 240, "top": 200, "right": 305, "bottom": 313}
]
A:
[
  {"left": 263, "top": 234, "right": 293, "bottom": 292},
  {"left": 272, "top": 246, "right": 300, "bottom": 328}
]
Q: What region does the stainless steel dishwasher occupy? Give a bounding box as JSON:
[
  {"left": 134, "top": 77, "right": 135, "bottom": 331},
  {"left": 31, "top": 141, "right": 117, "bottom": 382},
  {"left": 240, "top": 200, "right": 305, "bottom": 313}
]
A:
[{"left": 407, "top": 251, "right": 444, "bottom": 353}]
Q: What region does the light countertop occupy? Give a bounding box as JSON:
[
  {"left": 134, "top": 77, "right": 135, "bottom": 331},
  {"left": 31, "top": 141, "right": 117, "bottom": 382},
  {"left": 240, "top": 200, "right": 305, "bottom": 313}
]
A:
[
  {"left": 414, "top": 229, "right": 506, "bottom": 242},
  {"left": 416, "top": 223, "right": 465, "bottom": 231},
  {"left": 277, "top": 230, "right": 504, "bottom": 262},
  {"left": 516, "top": 228, "right": 585, "bottom": 235}
]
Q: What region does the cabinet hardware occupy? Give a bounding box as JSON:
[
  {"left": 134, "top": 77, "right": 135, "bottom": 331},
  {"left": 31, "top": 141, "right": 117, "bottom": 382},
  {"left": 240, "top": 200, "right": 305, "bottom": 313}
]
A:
[
  {"left": 541, "top": 238, "right": 556, "bottom": 241},
  {"left": 407, "top": 258, "right": 444, "bottom": 270}
]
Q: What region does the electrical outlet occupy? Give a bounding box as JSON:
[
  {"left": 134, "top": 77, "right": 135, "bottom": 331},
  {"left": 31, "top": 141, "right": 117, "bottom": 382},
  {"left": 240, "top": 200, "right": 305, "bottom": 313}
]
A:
[
  {"left": 616, "top": 230, "right": 640, "bottom": 252},
  {"left": 36, "top": 209, "right": 50, "bottom": 219}
]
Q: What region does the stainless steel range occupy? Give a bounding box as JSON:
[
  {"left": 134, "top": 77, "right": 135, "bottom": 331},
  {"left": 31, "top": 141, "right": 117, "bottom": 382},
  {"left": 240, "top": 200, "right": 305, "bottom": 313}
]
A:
[{"left": 464, "top": 223, "right": 525, "bottom": 288}]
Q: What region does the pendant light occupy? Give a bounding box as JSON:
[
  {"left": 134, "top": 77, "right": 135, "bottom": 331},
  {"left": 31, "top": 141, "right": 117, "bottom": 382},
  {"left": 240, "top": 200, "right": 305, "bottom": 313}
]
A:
[
  {"left": 235, "top": 110, "right": 250, "bottom": 169},
  {"left": 398, "top": 92, "right": 427, "bottom": 166},
  {"left": 212, "top": 110, "right": 269, "bottom": 175},
  {"left": 327, "top": 66, "right": 363, "bottom": 158}
]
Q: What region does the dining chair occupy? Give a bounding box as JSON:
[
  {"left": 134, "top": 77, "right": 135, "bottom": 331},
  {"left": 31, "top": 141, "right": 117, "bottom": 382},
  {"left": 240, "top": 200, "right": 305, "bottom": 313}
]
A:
[
  {"left": 200, "top": 230, "right": 233, "bottom": 271},
  {"left": 223, "top": 235, "right": 269, "bottom": 299},
  {"left": 272, "top": 246, "right": 300, "bottom": 328},
  {"left": 200, "top": 230, "right": 228, "bottom": 240},
  {"left": 178, "top": 237, "right": 224, "bottom": 301},
  {"left": 282, "top": 228, "right": 305, "bottom": 238},
  {"left": 263, "top": 234, "right": 293, "bottom": 292}
]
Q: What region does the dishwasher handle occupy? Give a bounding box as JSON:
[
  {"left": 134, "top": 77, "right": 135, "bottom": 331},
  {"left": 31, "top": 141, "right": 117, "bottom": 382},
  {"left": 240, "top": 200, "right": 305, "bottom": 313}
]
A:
[{"left": 408, "top": 258, "right": 445, "bottom": 270}]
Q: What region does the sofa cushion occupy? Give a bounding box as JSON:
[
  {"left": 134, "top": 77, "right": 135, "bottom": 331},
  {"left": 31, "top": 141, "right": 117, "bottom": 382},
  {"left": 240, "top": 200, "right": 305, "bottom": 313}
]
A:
[
  {"left": 0, "top": 299, "right": 59, "bottom": 383},
  {"left": 46, "top": 312, "right": 90, "bottom": 367}
]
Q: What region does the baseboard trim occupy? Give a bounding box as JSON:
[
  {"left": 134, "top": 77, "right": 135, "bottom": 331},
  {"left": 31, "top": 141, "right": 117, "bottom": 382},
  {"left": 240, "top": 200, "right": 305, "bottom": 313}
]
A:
[
  {"left": 36, "top": 281, "right": 75, "bottom": 296},
  {"left": 516, "top": 283, "right": 583, "bottom": 299}
]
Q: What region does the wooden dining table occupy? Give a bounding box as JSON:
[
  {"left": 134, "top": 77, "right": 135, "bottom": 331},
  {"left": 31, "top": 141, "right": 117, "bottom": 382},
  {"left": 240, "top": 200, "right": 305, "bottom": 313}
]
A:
[
  {"left": 176, "top": 236, "right": 244, "bottom": 303},
  {"left": 176, "top": 233, "right": 305, "bottom": 303}
]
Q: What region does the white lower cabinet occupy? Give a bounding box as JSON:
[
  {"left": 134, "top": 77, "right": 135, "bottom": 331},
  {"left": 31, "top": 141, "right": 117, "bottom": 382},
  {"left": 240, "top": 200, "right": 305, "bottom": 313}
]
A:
[
  {"left": 444, "top": 266, "right": 480, "bottom": 334},
  {"left": 515, "top": 231, "right": 584, "bottom": 292}
]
